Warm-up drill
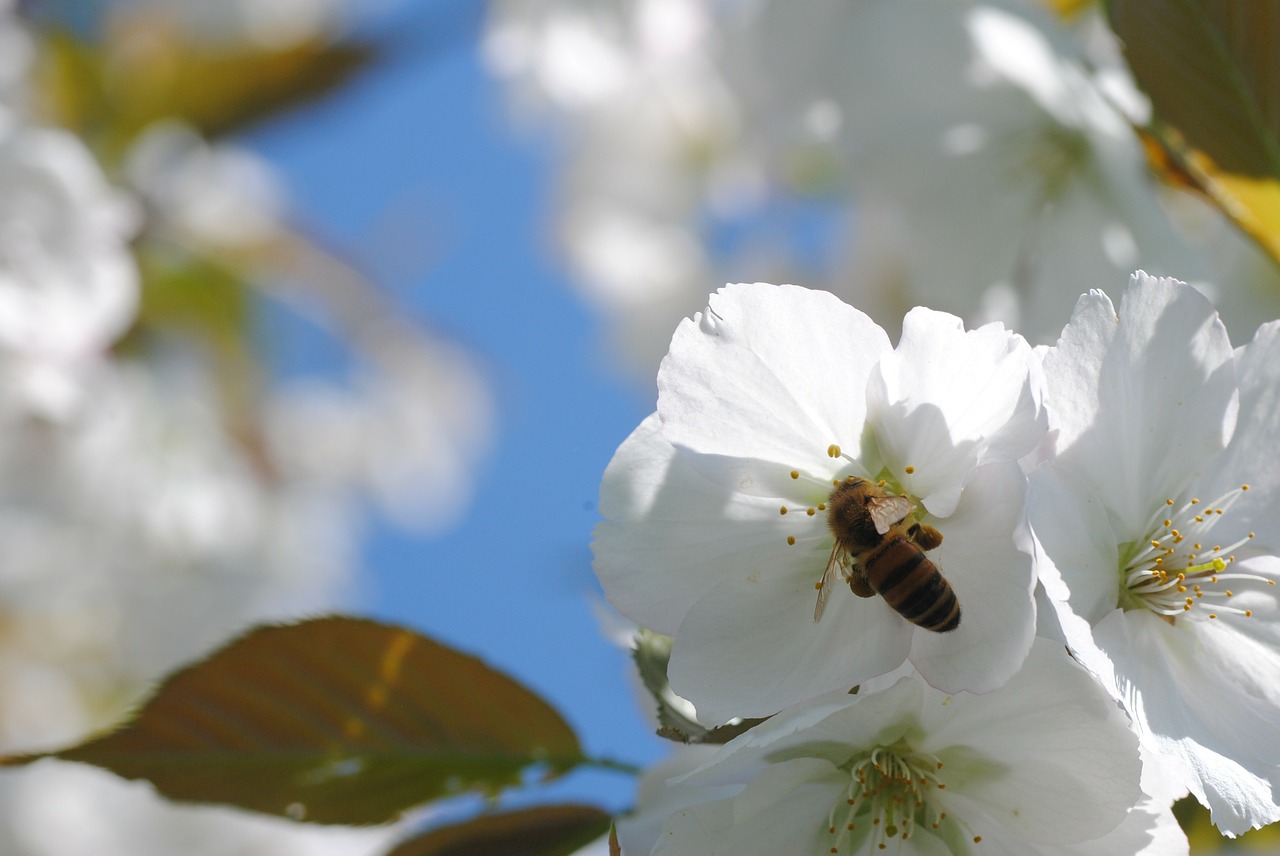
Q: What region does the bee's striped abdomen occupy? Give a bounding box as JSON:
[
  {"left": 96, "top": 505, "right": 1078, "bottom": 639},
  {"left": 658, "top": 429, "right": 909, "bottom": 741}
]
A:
[{"left": 863, "top": 535, "right": 960, "bottom": 633}]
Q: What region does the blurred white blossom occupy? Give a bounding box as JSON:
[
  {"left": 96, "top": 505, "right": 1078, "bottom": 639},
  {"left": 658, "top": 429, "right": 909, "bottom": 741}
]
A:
[
  {"left": 0, "top": 6, "right": 494, "bottom": 854},
  {"left": 125, "top": 122, "right": 287, "bottom": 250},
  {"left": 0, "top": 765, "right": 395, "bottom": 856},
  {"left": 0, "top": 115, "right": 140, "bottom": 412},
  {"left": 265, "top": 321, "right": 494, "bottom": 535},
  {"left": 485, "top": 0, "right": 1280, "bottom": 379}
]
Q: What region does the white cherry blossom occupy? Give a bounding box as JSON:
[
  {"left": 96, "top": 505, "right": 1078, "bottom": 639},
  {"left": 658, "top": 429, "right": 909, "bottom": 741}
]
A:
[
  {"left": 0, "top": 117, "right": 140, "bottom": 417},
  {"left": 1030, "top": 270, "right": 1280, "bottom": 835},
  {"left": 616, "top": 640, "right": 1148, "bottom": 856},
  {"left": 594, "top": 283, "right": 1042, "bottom": 723}
]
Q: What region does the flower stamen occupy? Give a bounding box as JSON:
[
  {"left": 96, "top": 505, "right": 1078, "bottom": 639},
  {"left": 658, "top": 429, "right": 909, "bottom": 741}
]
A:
[
  {"left": 1121, "top": 486, "right": 1272, "bottom": 622},
  {"left": 824, "top": 744, "right": 976, "bottom": 854}
]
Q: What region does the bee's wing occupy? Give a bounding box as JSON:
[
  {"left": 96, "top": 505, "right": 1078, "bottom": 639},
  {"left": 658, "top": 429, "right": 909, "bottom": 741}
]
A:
[
  {"left": 866, "top": 494, "right": 912, "bottom": 534},
  {"left": 813, "top": 544, "right": 841, "bottom": 622}
]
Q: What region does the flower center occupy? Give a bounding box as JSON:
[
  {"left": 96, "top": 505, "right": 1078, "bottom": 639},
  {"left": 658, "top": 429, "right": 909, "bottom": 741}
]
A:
[
  {"left": 824, "top": 742, "right": 980, "bottom": 853},
  {"left": 1118, "top": 485, "right": 1274, "bottom": 622}
]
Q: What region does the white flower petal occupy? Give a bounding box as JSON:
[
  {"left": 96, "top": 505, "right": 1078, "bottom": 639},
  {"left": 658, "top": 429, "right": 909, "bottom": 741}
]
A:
[
  {"left": 1027, "top": 464, "right": 1124, "bottom": 625},
  {"left": 677, "top": 679, "right": 926, "bottom": 789},
  {"left": 907, "top": 462, "right": 1036, "bottom": 694},
  {"left": 657, "top": 282, "right": 890, "bottom": 476},
  {"left": 667, "top": 572, "right": 912, "bottom": 724},
  {"left": 1198, "top": 320, "right": 1280, "bottom": 547},
  {"left": 869, "top": 308, "right": 1042, "bottom": 516},
  {"left": 1041, "top": 273, "right": 1236, "bottom": 536},
  {"left": 614, "top": 746, "right": 728, "bottom": 856},
  {"left": 1093, "top": 609, "right": 1280, "bottom": 835},
  {"left": 593, "top": 414, "right": 813, "bottom": 634},
  {"left": 654, "top": 758, "right": 841, "bottom": 856},
  {"left": 919, "top": 640, "right": 1140, "bottom": 845},
  {"left": 1064, "top": 787, "right": 1189, "bottom": 856}
]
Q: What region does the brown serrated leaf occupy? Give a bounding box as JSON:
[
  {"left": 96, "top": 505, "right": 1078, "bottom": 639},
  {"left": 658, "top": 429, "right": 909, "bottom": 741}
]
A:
[
  {"left": 384, "top": 805, "right": 612, "bottom": 856},
  {"left": 3, "top": 617, "right": 584, "bottom": 825}
]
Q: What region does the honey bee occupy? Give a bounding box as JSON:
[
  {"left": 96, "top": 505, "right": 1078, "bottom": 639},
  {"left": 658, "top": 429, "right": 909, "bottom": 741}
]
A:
[{"left": 814, "top": 477, "right": 960, "bottom": 632}]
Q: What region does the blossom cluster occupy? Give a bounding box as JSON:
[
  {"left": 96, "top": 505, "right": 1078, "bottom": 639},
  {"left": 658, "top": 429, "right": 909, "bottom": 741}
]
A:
[
  {"left": 594, "top": 273, "right": 1280, "bottom": 854},
  {"left": 485, "top": 0, "right": 1280, "bottom": 379},
  {"left": 0, "top": 5, "right": 487, "bottom": 856}
]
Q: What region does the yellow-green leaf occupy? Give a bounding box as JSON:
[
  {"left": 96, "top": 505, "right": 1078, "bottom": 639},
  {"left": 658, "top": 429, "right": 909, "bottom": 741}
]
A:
[
  {"left": 1109, "top": 0, "right": 1280, "bottom": 264},
  {"left": 384, "top": 805, "right": 612, "bottom": 856},
  {"left": 1042, "top": 0, "right": 1096, "bottom": 21},
  {"left": 3, "top": 617, "right": 584, "bottom": 825},
  {"left": 36, "top": 25, "right": 375, "bottom": 152}
]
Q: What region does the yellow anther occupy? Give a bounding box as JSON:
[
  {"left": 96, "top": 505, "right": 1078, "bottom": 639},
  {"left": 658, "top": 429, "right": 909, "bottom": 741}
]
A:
[
  {"left": 1209, "top": 613, "right": 1218, "bottom": 619},
  {"left": 827, "top": 444, "right": 842, "bottom": 458},
  {"left": 1243, "top": 484, "right": 1251, "bottom": 491},
  {"left": 905, "top": 465, "right": 916, "bottom": 475},
  {"left": 790, "top": 470, "right": 799, "bottom": 479},
  {"left": 787, "top": 536, "right": 796, "bottom": 546},
  {"left": 807, "top": 507, "right": 817, "bottom": 516},
  {"left": 818, "top": 503, "right": 826, "bottom": 511},
  {"left": 1247, "top": 610, "right": 1254, "bottom": 617},
  {"left": 1166, "top": 499, "right": 1175, "bottom": 506},
  {"left": 780, "top": 506, "right": 788, "bottom": 515}
]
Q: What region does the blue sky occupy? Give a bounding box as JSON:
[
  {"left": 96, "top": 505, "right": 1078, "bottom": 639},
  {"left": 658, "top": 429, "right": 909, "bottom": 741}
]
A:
[{"left": 249, "top": 1, "right": 668, "bottom": 822}]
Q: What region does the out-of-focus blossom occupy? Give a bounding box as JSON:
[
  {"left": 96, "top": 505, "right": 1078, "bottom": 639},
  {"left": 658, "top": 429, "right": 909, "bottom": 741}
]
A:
[
  {"left": 0, "top": 361, "right": 357, "bottom": 746},
  {"left": 125, "top": 122, "right": 287, "bottom": 250},
  {"left": 0, "top": 764, "right": 395, "bottom": 856},
  {"left": 0, "top": 10, "right": 495, "bottom": 853},
  {"left": 485, "top": 0, "right": 1280, "bottom": 379},
  {"left": 595, "top": 283, "right": 1042, "bottom": 723},
  {"left": 1030, "top": 272, "right": 1280, "bottom": 835},
  {"left": 265, "top": 322, "right": 494, "bottom": 534},
  {"left": 800, "top": 0, "right": 1208, "bottom": 342},
  {"left": 0, "top": 116, "right": 139, "bottom": 412},
  {"left": 616, "top": 640, "right": 1148, "bottom": 856}
]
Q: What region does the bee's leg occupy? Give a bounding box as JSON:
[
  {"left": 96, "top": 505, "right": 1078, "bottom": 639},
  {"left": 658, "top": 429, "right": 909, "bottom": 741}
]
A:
[
  {"left": 907, "top": 522, "right": 943, "bottom": 551},
  {"left": 846, "top": 564, "right": 876, "bottom": 598}
]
